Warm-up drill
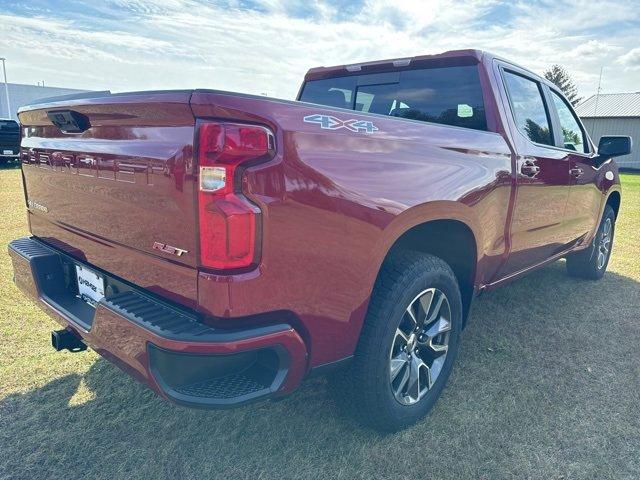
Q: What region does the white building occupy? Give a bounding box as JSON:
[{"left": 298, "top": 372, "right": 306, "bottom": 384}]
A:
[
  {"left": 576, "top": 92, "right": 640, "bottom": 170},
  {"left": 0, "top": 82, "right": 90, "bottom": 120}
]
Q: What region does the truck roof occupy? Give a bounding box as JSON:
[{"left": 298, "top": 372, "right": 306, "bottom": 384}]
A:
[
  {"left": 304, "top": 49, "right": 487, "bottom": 81},
  {"left": 303, "top": 49, "right": 544, "bottom": 85}
]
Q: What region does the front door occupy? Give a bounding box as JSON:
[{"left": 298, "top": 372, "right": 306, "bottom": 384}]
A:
[{"left": 547, "top": 88, "right": 602, "bottom": 245}]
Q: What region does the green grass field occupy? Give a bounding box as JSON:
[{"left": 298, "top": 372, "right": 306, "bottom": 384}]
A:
[{"left": 1, "top": 164, "right": 639, "bottom": 480}]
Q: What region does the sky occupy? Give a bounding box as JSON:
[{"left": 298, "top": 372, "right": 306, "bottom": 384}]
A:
[{"left": 0, "top": 0, "right": 639, "bottom": 101}]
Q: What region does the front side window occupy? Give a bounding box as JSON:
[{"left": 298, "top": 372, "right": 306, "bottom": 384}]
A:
[
  {"left": 550, "top": 90, "right": 588, "bottom": 153},
  {"left": 503, "top": 71, "right": 553, "bottom": 146},
  {"left": 299, "top": 65, "right": 487, "bottom": 131}
]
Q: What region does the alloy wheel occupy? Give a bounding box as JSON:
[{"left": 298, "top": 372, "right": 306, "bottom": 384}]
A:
[
  {"left": 389, "top": 288, "right": 452, "bottom": 405},
  {"left": 597, "top": 217, "right": 612, "bottom": 270}
]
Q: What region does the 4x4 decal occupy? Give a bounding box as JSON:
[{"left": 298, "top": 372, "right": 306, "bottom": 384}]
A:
[{"left": 303, "top": 114, "right": 379, "bottom": 134}]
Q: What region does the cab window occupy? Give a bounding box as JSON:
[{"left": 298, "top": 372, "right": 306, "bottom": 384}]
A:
[
  {"left": 503, "top": 71, "right": 553, "bottom": 146},
  {"left": 299, "top": 65, "right": 488, "bottom": 131},
  {"left": 550, "top": 90, "right": 588, "bottom": 153}
]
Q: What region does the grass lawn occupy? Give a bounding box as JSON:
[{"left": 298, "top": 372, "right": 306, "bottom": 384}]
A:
[{"left": 1, "top": 164, "right": 638, "bottom": 480}]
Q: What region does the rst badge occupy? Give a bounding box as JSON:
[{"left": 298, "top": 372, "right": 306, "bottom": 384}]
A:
[
  {"left": 152, "top": 242, "right": 189, "bottom": 257},
  {"left": 303, "top": 114, "right": 379, "bottom": 134}
]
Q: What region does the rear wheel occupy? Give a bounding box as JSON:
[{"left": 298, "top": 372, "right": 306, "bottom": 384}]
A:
[
  {"left": 334, "top": 251, "right": 462, "bottom": 431},
  {"left": 566, "top": 205, "right": 616, "bottom": 280}
]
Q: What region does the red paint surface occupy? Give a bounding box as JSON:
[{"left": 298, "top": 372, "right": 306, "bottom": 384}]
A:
[{"left": 15, "top": 50, "right": 621, "bottom": 379}]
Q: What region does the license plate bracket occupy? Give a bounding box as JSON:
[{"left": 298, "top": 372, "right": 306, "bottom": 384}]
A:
[{"left": 75, "top": 265, "right": 105, "bottom": 307}]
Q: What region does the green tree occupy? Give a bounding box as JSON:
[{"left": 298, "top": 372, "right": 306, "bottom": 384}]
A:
[
  {"left": 562, "top": 126, "right": 580, "bottom": 146},
  {"left": 544, "top": 65, "right": 582, "bottom": 106},
  {"left": 524, "top": 118, "right": 551, "bottom": 145}
]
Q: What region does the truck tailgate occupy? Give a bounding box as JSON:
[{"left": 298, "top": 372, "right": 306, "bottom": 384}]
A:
[{"left": 18, "top": 91, "right": 199, "bottom": 308}]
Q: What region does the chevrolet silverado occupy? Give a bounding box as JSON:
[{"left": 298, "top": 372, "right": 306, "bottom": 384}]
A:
[{"left": 8, "top": 49, "right": 632, "bottom": 431}]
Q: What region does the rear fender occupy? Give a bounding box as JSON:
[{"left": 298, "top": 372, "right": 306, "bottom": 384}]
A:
[{"left": 365, "top": 201, "right": 483, "bottom": 292}]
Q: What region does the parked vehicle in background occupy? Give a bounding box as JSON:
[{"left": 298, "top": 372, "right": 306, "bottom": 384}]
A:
[
  {"left": 0, "top": 119, "right": 20, "bottom": 165},
  {"left": 8, "top": 50, "right": 632, "bottom": 431}
]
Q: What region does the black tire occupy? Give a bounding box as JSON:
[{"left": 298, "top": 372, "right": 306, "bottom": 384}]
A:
[
  {"left": 566, "top": 205, "right": 616, "bottom": 280},
  {"left": 332, "top": 251, "right": 462, "bottom": 432}
]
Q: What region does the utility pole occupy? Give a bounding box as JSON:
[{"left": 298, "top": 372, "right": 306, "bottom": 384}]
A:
[{"left": 0, "top": 58, "right": 10, "bottom": 119}]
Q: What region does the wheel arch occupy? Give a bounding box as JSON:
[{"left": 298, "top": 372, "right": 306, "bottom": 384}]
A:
[
  {"left": 372, "top": 208, "right": 481, "bottom": 328},
  {"left": 606, "top": 190, "right": 621, "bottom": 218}
]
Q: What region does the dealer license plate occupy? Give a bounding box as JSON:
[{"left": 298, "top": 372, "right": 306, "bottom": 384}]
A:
[
  {"left": 2, "top": 150, "right": 13, "bottom": 155},
  {"left": 75, "top": 265, "right": 105, "bottom": 307}
]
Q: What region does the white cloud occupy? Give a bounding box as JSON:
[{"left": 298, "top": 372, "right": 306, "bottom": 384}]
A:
[
  {"left": 617, "top": 47, "right": 640, "bottom": 69},
  {"left": 0, "top": 0, "right": 638, "bottom": 98},
  {"left": 570, "top": 40, "right": 618, "bottom": 59}
]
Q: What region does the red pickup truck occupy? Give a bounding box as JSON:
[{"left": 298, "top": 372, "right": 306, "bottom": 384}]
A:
[{"left": 9, "top": 49, "right": 631, "bottom": 431}]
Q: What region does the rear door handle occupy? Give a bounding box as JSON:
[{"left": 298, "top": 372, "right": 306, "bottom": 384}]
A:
[
  {"left": 570, "top": 167, "right": 584, "bottom": 177},
  {"left": 521, "top": 161, "right": 540, "bottom": 177}
]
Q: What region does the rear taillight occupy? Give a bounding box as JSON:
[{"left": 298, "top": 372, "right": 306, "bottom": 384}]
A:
[{"left": 197, "top": 122, "right": 274, "bottom": 271}]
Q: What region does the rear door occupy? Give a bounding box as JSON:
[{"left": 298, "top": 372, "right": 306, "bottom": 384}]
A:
[{"left": 497, "top": 66, "right": 573, "bottom": 277}]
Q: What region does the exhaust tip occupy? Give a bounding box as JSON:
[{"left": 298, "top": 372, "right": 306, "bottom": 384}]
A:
[{"left": 51, "top": 329, "right": 87, "bottom": 353}]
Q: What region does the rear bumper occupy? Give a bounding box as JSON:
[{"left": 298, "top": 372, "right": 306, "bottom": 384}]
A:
[{"left": 8, "top": 237, "right": 308, "bottom": 408}]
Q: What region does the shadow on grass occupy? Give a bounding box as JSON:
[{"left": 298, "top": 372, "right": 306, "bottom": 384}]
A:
[{"left": 2, "top": 262, "right": 639, "bottom": 479}]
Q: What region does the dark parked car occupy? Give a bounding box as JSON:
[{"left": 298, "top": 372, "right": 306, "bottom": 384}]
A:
[
  {"left": 0, "top": 118, "right": 20, "bottom": 165},
  {"left": 8, "top": 49, "right": 631, "bottom": 430}
]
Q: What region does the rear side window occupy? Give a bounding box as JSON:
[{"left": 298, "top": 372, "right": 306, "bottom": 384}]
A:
[
  {"left": 299, "top": 65, "right": 487, "bottom": 131},
  {"left": 503, "top": 71, "right": 553, "bottom": 146},
  {"left": 550, "top": 90, "right": 588, "bottom": 153}
]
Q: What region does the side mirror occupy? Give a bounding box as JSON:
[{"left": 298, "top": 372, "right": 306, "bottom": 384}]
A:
[{"left": 595, "top": 136, "right": 632, "bottom": 166}]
